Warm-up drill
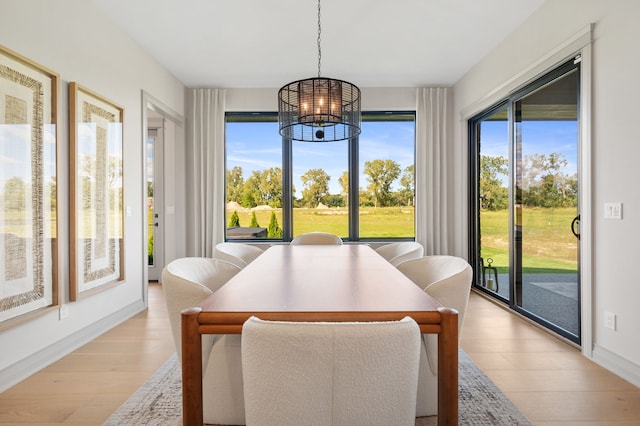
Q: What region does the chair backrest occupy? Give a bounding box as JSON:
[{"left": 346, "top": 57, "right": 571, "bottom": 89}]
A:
[
  {"left": 242, "top": 316, "right": 421, "bottom": 426},
  {"left": 290, "top": 232, "right": 343, "bottom": 245},
  {"left": 397, "top": 255, "right": 473, "bottom": 376},
  {"left": 161, "top": 257, "right": 241, "bottom": 362},
  {"left": 214, "top": 242, "right": 264, "bottom": 268},
  {"left": 396, "top": 255, "right": 473, "bottom": 332},
  {"left": 375, "top": 241, "right": 424, "bottom": 267}
]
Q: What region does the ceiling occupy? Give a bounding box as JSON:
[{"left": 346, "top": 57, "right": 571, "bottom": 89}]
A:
[{"left": 90, "top": 0, "right": 546, "bottom": 89}]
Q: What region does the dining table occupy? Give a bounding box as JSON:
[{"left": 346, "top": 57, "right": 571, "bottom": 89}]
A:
[{"left": 181, "top": 244, "right": 459, "bottom": 425}]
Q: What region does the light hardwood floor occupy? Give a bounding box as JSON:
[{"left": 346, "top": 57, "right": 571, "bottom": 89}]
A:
[
  {"left": 0, "top": 283, "right": 175, "bottom": 425},
  {"left": 1, "top": 283, "right": 639, "bottom": 425},
  {"left": 461, "top": 293, "right": 640, "bottom": 425}
]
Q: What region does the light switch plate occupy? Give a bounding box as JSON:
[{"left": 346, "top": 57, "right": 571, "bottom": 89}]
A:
[{"left": 604, "top": 202, "right": 622, "bottom": 219}]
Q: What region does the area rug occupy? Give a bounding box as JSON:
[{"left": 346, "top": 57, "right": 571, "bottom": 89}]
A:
[{"left": 104, "top": 350, "right": 531, "bottom": 425}]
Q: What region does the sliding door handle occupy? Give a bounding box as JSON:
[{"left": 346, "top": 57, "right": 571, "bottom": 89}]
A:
[{"left": 571, "top": 214, "right": 580, "bottom": 240}]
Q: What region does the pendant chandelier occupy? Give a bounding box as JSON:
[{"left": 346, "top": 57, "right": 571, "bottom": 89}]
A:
[{"left": 278, "top": 0, "right": 361, "bottom": 142}]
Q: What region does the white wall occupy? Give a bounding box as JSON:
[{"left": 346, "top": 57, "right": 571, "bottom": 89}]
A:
[
  {"left": 0, "top": 0, "right": 185, "bottom": 389},
  {"left": 453, "top": 0, "right": 640, "bottom": 385},
  {"left": 225, "top": 87, "right": 417, "bottom": 112}
]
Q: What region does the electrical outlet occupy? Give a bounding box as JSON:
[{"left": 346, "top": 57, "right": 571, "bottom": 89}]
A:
[
  {"left": 604, "top": 311, "right": 616, "bottom": 330},
  {"left": 59, "top": 304, "right": 69, "bottom": 320}
]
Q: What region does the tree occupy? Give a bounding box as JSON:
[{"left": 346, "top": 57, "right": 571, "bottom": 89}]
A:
[
  {"left": 358, "top": 188, "right": 375, "bottom": 207},
  {"left": 228, "top": 210, "right": 240, "bottom": 227},
  {"left": 226, "top": 166, "right": 244, "bottom": 202},
  {"left": 3, "top": 177, "right": 26, "bottom": 211},
  {"left": 326, "top": 194, "right": 345, "bottom": 207},
  {"left": 240, "top": 170, "right": 261, "bottom": 208},
  {"left": 267, "top": 211, "right": 283, "bottom": 238},
  {"left": 479, "top": 155, "right": 508, "bottom": 210},
  {"left": 301, "top": 168, "right": 330, "bottom": 207},
  {"left": 338, "top": 171, "right": 349, "bottom": 205},
  {"left": 258, "top": 167, "right": 282, "bottom": 208},
  {"left": 520, "top": 153, "right": 575, "bottom": 208},
  {"left": 239, "top": 168, "right": 282, "bottom": 208},
  {"left": 250, "top": 211, "right": 260, "bottom": 227},
  {"left": 363, "top": 159, "right": 401, "bottom": 207},
  {"left": 399, "top": 164, "right": 414, "bottom": 206}
]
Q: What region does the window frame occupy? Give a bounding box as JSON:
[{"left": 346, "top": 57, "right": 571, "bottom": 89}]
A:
[{"left": 224, "top": 111, "right": 416, "bottom": 242}]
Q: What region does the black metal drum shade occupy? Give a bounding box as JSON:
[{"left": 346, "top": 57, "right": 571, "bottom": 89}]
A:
[{"left": 278, "top": 77, "right": 361, "bottom": 142}]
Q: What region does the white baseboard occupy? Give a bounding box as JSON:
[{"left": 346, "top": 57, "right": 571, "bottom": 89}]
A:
[
  {"left": 592, "top": 344, "right": 640, "bottom": 388},
  {"left": 0, "top": 300, "right": 145, "bottom": 393}
]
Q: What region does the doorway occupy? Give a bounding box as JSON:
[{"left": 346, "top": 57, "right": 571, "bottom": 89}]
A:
[
  {"left": 470, "top": 57, "right": 581, "bottom": 344},
  {"left": 143, "top": 92, "right": 185, "bottom": 288}
]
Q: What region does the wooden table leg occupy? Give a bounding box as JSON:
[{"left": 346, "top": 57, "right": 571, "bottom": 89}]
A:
[
  {"left": 437, "top": 307, "right": 459, "bottom": 425},
  {"left": 181, "top": 307, "right": 203, "bottom": 426}
]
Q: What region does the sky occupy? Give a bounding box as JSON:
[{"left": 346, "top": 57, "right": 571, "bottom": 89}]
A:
[
  {"left": 226, "top": 117, "right": 577, "bottom": 198},
  {"left": 480, "top": 119, "right": 579, "bottom": 181},
  {"left": 225, "top": 119, "right": 415, "bottom": 196}
]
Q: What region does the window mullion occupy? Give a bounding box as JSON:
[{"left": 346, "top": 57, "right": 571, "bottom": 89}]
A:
[
  {"left": 348, "top": 135, "right": 359, "bottom": 241},
  {"left": 282, "top": 135, "right": 293, "bottom": 241}
]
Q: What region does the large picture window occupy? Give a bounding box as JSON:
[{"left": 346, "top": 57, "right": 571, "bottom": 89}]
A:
[{"left": 225, "top": 111, "right": 415, "bottom": 241}]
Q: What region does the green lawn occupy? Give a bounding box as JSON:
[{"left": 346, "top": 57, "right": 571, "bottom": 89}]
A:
[
  {"left": 480, "top": 207, "right": 578, "bottom": 273},
  {"left": 147, "top": 204, "right": 579, "bottom": 273},
  {"left": 225, "top": 207, "right": 415, "bottom": 238},
  {"left": 6, "top": 202, "right": 575, "bottom": 274}
]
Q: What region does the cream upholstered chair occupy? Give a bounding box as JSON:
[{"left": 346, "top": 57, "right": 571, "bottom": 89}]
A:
[
  {"left": 375, "top": 241, "right": 424, "bottom": 267},
  {"left": 162, "top": 257, "right": 246, "bottom": 425},
  {"left": 290, "top": 231, "right": 343, "bottom": 245},
  {"left": 213, "top": 242, "right": 264, "bottom": 269},
  {"left": 397, "top": 255, "right": 473, "bottom": 417},
  {"left": 241, "top": 316, "right": 421, "bottom": 426}
]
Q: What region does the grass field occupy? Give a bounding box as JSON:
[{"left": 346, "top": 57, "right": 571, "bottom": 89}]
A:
[
  {"left": 226, "top": 206, "right": 415, "bottom": 238},
  {"left": 146, "top": 204, "right": 579, "bottom": 273},
  {"left": 480, "top": 207, "right": 578, "bottom": 273}
]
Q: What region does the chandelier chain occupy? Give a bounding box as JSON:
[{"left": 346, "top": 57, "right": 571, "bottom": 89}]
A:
[{"left": 317, "top": 0, "right": 321, "bottom": 77}]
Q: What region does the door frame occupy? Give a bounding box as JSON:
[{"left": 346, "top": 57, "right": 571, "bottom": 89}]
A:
[{"left": 141, "top": 91, "right": 185, "bottom": 303}]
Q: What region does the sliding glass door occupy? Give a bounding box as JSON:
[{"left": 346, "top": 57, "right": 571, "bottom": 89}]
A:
[{"left": 471, "top": 58, "right": 581, "bottom": 343}]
